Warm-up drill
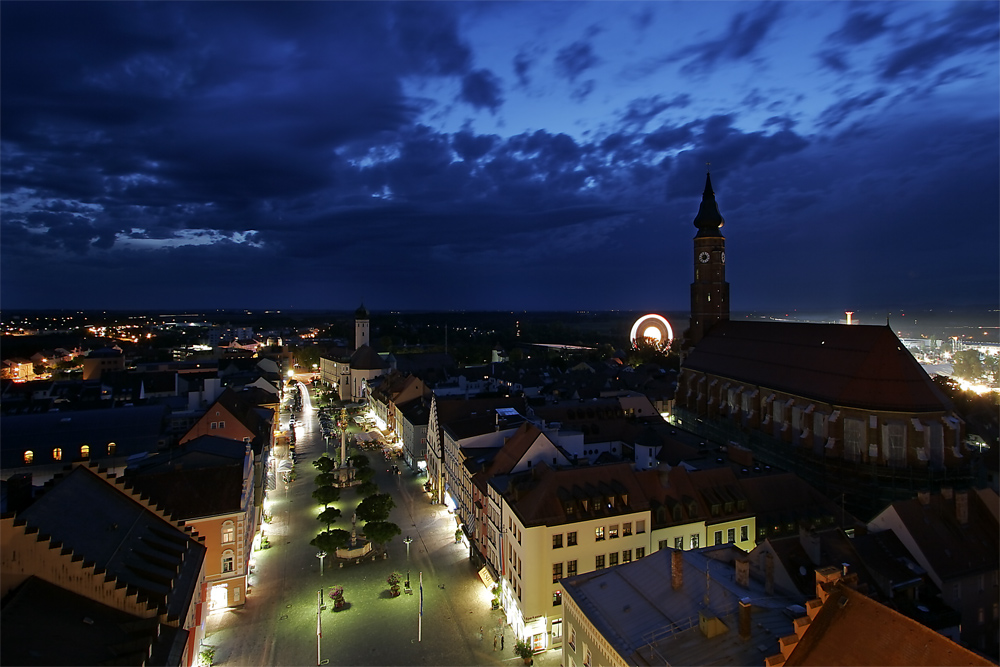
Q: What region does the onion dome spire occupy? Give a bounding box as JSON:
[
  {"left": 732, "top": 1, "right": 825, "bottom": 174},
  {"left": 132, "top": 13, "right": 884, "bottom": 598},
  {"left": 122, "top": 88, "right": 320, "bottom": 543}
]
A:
[
  {"left": 355, "top": 303, "right": 369, "bottom": 319},
  {"left": 693, "top": 170, "right": 725, "bottom": 238}
]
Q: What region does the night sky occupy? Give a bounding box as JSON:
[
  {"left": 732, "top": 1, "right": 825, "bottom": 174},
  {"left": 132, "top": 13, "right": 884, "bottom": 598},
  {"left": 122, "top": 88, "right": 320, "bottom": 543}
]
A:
[{"left": 2, "top": 1, "right": 997, "bottom": 313}]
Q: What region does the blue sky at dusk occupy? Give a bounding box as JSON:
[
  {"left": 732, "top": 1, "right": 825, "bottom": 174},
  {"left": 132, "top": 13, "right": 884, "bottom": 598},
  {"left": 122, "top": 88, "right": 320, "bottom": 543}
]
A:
[{"left": 2, "top": 1, "right": 997, "bottom": 312}]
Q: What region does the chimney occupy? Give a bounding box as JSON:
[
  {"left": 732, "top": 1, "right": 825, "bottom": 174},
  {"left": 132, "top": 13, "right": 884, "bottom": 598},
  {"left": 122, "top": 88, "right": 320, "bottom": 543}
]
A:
[
  {"left": 735, "top": 557, "right": 750, "bottom": 588},
  {"left": 940, "top": 486, "right": 953, "bottom": 500},
  {"left": 917, "top": 490, "right": 930, "bottom": 505},
  {"left": 955, "top": 490, "right": 969, "bottom": 524},
  {"left": 671, "top": 549, "right": 684, "bottom": 590},
  {"left": 739, "top": 598, "right": 752, "bottom": 640}
]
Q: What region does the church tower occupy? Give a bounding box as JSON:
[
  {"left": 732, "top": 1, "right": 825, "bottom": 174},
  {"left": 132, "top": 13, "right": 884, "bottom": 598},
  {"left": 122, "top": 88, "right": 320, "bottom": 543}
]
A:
[
  {"left": 686, "top": 171, "right": 729, "bottom": 348},
  {"left": 354, "top": 303, "right": 370, "bottom": 350}
]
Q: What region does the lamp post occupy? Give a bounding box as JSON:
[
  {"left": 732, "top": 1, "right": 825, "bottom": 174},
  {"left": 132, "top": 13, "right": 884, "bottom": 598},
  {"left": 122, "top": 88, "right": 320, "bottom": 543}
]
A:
[
  {"left": 404, "top": 536, "right": 413, "bottom": 589},
  {"left": 317, "top": 551, "right": 327, "bottom": 577}
]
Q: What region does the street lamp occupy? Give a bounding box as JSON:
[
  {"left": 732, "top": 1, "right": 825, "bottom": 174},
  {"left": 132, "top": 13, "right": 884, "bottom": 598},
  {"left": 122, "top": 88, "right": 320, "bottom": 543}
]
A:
[
  {"left": 404, "top": 535, "right": 413, "bottom": 589},
  {"left": 317, "top": 551, "right": 327, "bottom": 577}
]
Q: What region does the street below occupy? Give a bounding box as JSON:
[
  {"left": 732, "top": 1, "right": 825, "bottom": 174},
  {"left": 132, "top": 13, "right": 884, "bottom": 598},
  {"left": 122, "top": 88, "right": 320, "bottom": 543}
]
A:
[{"left": 202, "top": 383, "right": 560, "bottom": 667}]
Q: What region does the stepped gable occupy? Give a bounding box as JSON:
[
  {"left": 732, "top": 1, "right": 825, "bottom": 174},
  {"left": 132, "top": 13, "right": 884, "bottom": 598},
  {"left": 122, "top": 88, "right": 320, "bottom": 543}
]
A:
[
  {"left": 684, "top": 321, "right": 951, "bottom": 412},
  {"left": 505, "top": 461, "right": 648, "bottom": 527},
  {"left": 0, "top": 575, "right": 188, "bottom": 666},
  {"left": 15, "top": 462, "right": 206, "bottom": 623},
  {"left": 125, "top": 461, "right": 244, "bottom": 520},
  {"left": 781, "top": 583, "right": 993, "bottom": 666}
]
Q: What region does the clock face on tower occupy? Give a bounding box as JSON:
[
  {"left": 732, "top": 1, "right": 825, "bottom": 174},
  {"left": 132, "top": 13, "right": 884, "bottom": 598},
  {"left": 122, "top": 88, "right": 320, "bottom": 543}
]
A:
[
  {"left": 698, "top": 251, "right": 710, "bottom": 263},
  {"left": 721, "top": 252, "right": 726, "bottom": 264}
]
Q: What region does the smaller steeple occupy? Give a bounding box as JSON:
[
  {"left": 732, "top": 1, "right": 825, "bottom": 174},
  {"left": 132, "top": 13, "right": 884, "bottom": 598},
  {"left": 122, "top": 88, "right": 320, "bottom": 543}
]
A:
[{"left": 693, "top": 171, "right": 725, "bottom": 238}]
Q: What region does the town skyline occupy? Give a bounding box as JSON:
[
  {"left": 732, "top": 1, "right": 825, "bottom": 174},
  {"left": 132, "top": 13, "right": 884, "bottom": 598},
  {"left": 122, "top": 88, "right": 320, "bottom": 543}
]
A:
[{"left": 2, "top": 2, "right": 997, "bottom": 312}]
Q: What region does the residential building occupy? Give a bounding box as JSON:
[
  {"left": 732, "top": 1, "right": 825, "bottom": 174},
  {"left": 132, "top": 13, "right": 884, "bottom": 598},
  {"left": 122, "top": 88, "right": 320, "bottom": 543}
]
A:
[
  {"left": 125, "top": 435, "right": 256, "bottom": 610},
  {"left": 868, "top": 488, "right": 999, "bottom": 657},
  {"left": 1, "top": 461, "right": 208, "bottom": 666}
]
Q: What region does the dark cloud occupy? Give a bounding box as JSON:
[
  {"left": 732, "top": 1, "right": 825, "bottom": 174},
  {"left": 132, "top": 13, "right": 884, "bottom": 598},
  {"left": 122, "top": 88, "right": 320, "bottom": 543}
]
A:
[
  {"left": 679, "top": 3, "right": 783, "bottom": 75},
  {"left": 816, "top": 90, "right": 888, "bottom": 129},
  {"left": 513, "top": 51, "right": 535, "bottom": 87},
  {"left": 555, "top": 40, "right": 600, "bottom": 82},
  {"left": 390, "top": 3, "right": 472, "bottom": 77},
  {"left": 460, "top": 69, "right": 504, "bottom": 112},
  {"left": 621, "top": 94, "right": 691, "bottom": 130},
  {"left": 878, "top": 2, "right": 999, "bottom": 80},
  {"left": 828, "top": 9, "right": 891, "bottom": 45},
  {"left": 631, "top": 7, "right": 654, "bottom": 31}
]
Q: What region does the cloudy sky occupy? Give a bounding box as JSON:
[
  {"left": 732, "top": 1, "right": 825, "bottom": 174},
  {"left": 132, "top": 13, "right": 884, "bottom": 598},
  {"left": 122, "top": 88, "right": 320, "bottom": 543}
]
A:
[{"left": 2, "top": 1, "right": 997, "bottom": 313}]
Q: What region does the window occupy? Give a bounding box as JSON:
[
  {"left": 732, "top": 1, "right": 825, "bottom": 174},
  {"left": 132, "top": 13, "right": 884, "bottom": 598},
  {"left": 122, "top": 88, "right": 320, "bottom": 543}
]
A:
[
  {"left": 690, "top": 534, "right": 699, "bottom": 549},
  {"left": 585, "top": 649, "right": 592, "bottom": 667},
  {"left": 635, "top": 547, "right": 645, "bottom": 558},
  {"left": 23, "top": 451, "right": 33, "bottom": 464},
  {"left": 844, "top": 418, "right": 865, "bottom": 462},
  {"left": 714, "top": 530, "right": 723, "bottom": 545},
  {"left": 567, "top": 560, "right": 577, "bottom": 576},
  {"left": 637, "top": 520, "right": 645, "bottom": 534},
  {"left": 53, "top": 448, "right": 62, "bottom": 461},
  {"left": 885, "top": 423, "right": 906, "bottom": 467},
  {"left": 595, "top": 527, "right": 605, "bottom": 541},
  {"left": 222, "top": 550, "right": 235, "bottom": 573},
  {"left": 569, "top": 628, "right": 576, "bottom": 652},
  {"left": 740, "top": 525, "right": 749, "bottom": 541},
  {"left": 108, "top": 442, "right": 116, "bottom": 456},
  {"left": 553, "top": 590, "right": 562, "bottom": 606},
  {"left": 567, "top": 531, "right": 577, "bottom": 546},
  {"left": 622, "top": 549, "right": 632, "bottom": 563},
  {"left": 609, "top": 552, "right": 618, "bottom": 566},
  {"left": 222, "top": 521, "right": 236, "bottom": 544},
  {"left": 553, "top": 562, "right": 563, "bottom": 583},
  {"left": 727, "top": 528, "right": 736, "bottom": 543},
  {"left": 609, "top": 524, "right": 619, "bottom": 539},
  {"left": 219, "top": 421, "right": 225, "bottom": 429},
  {"left": 211, "top": 422, "right": 218, "bottom": 429},
  {"left": 553, "top": 534, "right": 563, "bottom": 549},
  {"left": 658, "top": 539, "right": 669, "bottom": 551},
  {"left": 623, "top": 522, "right": 632, "bottom": 536},
  {"left": 596, "top": 555, "right": 605, "bottom": 569},
  {"left": 81, "top": 445, "right": 90, "bottom": 459}
]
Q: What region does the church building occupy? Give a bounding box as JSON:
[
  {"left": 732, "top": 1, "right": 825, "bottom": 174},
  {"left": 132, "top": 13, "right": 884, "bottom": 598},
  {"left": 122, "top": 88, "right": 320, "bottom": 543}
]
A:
[{"left": 674, "top": 173, "right": 975, "bottom": 519}]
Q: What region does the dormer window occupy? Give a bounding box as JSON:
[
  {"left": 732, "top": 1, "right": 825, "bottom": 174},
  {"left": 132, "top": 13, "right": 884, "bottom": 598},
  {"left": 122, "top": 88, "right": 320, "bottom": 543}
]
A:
[
  {"left": 108, "top": 442, "right": 116, "bottom": 456},
  {"left": 607, "top": 495, "right": 615, "bottom": 509},
  {"left": 673, "top": 506, "right": 682, "bottom": 522},
  {"left": 23, "top": 450, "right": 33, "bottom": 464},
  {"left": 737, "top": 499, "right": 747, "bottom": 511},
  {"left": 53, "top": 448, "right": 63, "bottom": 461},
  {"left": 724, "top": 501, "right": 734, "bottom": 513},
  {"left": 711, "top": 503, "right": 720, "bottom": 517},
  {"left": 581, "top": 499, "right": 589, "bottom": 512},
  {"left": 621, "top": 493, "right": 628, "bottom": 506}
]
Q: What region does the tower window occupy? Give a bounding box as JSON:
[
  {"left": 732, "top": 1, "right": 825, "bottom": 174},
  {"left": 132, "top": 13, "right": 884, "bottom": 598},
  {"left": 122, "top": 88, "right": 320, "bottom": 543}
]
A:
[
  {"left": 53, "top": 448, "right": 63, "bottom": 461},
  {"left": 24, "top": 450, "right": 33, "bottom": 464},
  {"left": 81, "top": 445, "right": 90, "bottom": 459}
]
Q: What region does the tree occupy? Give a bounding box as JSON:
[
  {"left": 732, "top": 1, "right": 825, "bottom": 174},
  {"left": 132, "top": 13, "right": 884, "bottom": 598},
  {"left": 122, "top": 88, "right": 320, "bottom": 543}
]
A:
[
  {"left": 311, "top": 529, "right": 351, "bottom": 553},
  {"left": 315, "top": 472, "right": 339, "bottom": 487},
  {"left": 356, "top": 493, "right": 395, "bottom": 523},
  {"left": 353, "top": 466, "right": 376, "bottom": 484},
  {"left": 952, "top": 349, "right": 984, "bottom": 382},
  {"left": 362, "top": 520, "right": 401, "bottom": 549},
  {"left": 356, "top": 480, "right": 379, "bottom": 497},
  {"left": 349, "top": 453, "right": 371, "bottom": 469},
  {"left": 312, "top": 485, "right": 340, "bottom": 507},
  {"left": 313, "top": 455, "right": 335, "bottom": 473},
  {"left": 317, "top": 506, "right": 342, "bottom": 531}
]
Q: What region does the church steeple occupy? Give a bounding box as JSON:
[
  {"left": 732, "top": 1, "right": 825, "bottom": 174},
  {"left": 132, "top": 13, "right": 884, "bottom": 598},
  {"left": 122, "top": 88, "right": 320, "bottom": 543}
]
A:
[
  {"left": 685, "top": 170, "right": 730, "bottom": 350},
  {"left": 693, "top": 172, "right": 725, "bottom": 237}
]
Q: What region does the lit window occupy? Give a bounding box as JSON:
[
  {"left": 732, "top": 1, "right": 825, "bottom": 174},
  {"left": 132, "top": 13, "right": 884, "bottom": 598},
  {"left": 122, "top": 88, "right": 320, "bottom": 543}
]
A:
[
  {"left": 53, "top": 448, "right": 62, "bottom": 461},
  {"left": 567, "top": 560, "right": 577, "bottom": 576},
  {"left": 609, "top": 524, "right": 619, "bottom": 539},
  {"left": 553, "top": 590, "right": 562, "bottom": 606},
  {"left": 23, "top": 450, "right": 33, "bottom": 464},
  {"left": 108, "top": 442, "right": 116, "bottom": 456},
  {"left": 622, "top": 549, "right": 632, "bottom": 563},
  {"left": 675, "top": 536, "right": 683, "bottom": 549},
  {"left": 222, "top": 521, "right": 236, "bottom": 544},
  {"left": 622, "top": 522, "right": 632, "bottom": 536},
  {"left": 553, "top": 534, "right": 563, "bottom": 549},
  {"left": 553, "top": 562, "right": 563, "bottom": 583},
  {"left": 222, "top": 550, "right": 235, "bottom": 573},
  {"left": 81, "top": 445, "right": 90, "bottom": 459},
  {"left": 690, "top": 534, "right": 699, "bottom": 549},
  {"left": 595, "top": 527, "right": 605, "bottom": 541}
]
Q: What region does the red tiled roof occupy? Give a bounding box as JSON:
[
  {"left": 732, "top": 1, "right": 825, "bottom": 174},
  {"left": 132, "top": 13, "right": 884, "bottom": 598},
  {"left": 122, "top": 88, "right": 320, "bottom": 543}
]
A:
[
  {"left": 784, "top": 583, "right": 994, "bottom": 666},
  {"left": 684, "top": 321, "right": 951, "bottom": 412}
]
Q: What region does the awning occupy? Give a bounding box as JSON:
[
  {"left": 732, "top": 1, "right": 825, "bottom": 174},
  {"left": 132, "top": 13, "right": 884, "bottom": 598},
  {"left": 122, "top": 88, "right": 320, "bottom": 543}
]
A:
[{"left": 478, "top": 566, "right": 496, "bottom": 589}]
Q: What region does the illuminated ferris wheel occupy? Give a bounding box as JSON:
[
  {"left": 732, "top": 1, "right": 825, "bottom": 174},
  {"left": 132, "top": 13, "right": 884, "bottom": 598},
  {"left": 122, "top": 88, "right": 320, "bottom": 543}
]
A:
[{"left": 630, "top": 314, "right": 674, "bottom": 351}]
